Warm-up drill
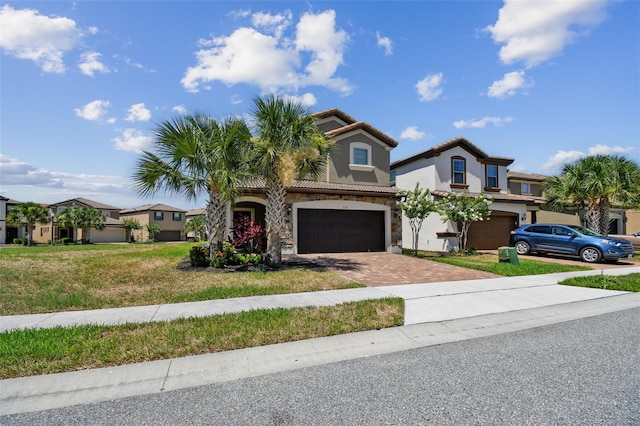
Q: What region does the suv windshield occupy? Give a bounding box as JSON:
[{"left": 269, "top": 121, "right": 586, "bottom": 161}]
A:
[{"left": 567, "top": 225, "right": 603, "bottom": 237}]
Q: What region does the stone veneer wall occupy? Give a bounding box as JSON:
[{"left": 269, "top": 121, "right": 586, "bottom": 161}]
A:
[{"left": 283, "top": 192, "right": 402, "bottom": 253}]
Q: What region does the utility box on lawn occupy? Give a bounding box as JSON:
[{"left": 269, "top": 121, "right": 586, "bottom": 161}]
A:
[{"left": 498, "top": 246, "right": 520, "bottom": 265}]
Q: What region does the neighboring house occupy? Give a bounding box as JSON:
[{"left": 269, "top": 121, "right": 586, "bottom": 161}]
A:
[
  {"left": 391, "top": 137, "right": 539, "bottom": 251},
  {"left": 120, "top": 203, "right": 186, "bottom": 242},
  {"left": 34, "top": 198, "right": 126, "bottom": 244},
  {"left": 185, "top": 208, "right": 205, "bottom": 241},
  {"left": 235, "top": 108, "right": 401, "bottom": 254},
  {"left": 507, "top": 171, "right": 633, "bottom": 235},
  {"left": 3, "top": 198, "right": 25, "bottom": 244},
  {"left": 0, "top": 195, "right": 7, "bottom": 244}
]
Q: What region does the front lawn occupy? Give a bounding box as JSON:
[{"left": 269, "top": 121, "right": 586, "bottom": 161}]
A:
[
  {"left": 424, "top": 253, "right": 591, "bottom": 276},
  {"left": 0, "top": 243, "right": 362, "bottom": 315},
  {"left": 559, "top": 273, "right": 640, "bottom": 292}
]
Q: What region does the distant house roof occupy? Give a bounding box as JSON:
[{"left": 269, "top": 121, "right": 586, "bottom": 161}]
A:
[
  {"left": 507, "top": 171, "right": 549, "bottom": 182},
  {"left": 186, "top": 208, "right": 205, "bottom": 217},
  {"left": 391, "top": 137, "right": 514, "bottom": 169},
  {"left": 0, "top": 195, "right": 8, "bottom": 201},
  {"left": 431, "top": 189, "right": 544, "bottom": 205},
  {"left": 120, "top": 203, "right": 186, "bottom": 214},
  {"left": 48, "top": 197, "right": 121, "bottom": 210}
]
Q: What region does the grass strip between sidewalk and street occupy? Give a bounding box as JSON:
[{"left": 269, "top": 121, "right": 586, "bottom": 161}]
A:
[
  {"left": 558, "top": 273, "right": 640, "bottom": 292},
  {"left": 0, "top": 298, "right": 404, "bottom": 379}
]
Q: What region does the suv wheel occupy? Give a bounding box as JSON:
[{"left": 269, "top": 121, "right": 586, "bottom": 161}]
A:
[
  {"left": 514, "top": 241, "right": 530, "bottom": 255},
  {"left": 580, "top": 247, "right": 602, "bottom": 263}
]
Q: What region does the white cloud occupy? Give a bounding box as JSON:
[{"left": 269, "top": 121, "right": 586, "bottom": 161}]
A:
[
  {"left": 284, "top": 92, "right": 317, "bottom": 107},
  {"left": 509, "top": 163, "right": 528, "bottom": 173},
  {"left": 376, "top": 31, "right": 393, "bottom": 56},
  {"left": 486, "top": 0, "right": 609, "bottom": 68},
  {"left": 400, "top": 126, "right": 426, "bottom": 141},
  {"left": 542, "top": 150, "right": 585, "bottom": 170},
  {"left": 113, "top": 128, "right": 152, "bottom": 153},
  {"left": 172, "top": 105, "right": 188, "bottom": 115},
  {"left": 487, "top": 70, "right": 533, "bottom": 99},
  {"left": 125, "top": 103, "right": 151, "bottom": 122},
  {"left": 252, "top": 10, "right": 292, "bottom": 38},
  {"left": 78, "top": 51, "right": 110, "bottom": 77},
  {"left": 181, "top": 9, "right": 352, "bottom": 95},
  {"left": 230, "top": 95, "right": 243, "bottom": 105},
  {"left": 415, "top": 73, "right": 443, "bottom": 102},
  {"left": 0, "top": 5, "right": 83, "bottom": 73},
  {"left": 588, "top": 144, "right": 636, "bottom": 156},
  {"left": 542, "top": 144, "right": 637, "bottom": 170},
  {"left": 74, "top": 100, "right": 111, "bottom": 121},
  {"left": 453, "top": 116, "right": 513, "bottom": 129}
]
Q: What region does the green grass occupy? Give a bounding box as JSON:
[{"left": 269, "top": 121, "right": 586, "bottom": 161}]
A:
[
  {"left": 0, "top": 298, "right": 404, "bottom": 379},
  {"left": 425, "top": 253, "right": 591, "bottom": 276},
  {"left": 0, "top": 243, "right": 362, "bottom": 315},
  {"left": 559, "top": 273, "right": 640, "bottom": 292}
]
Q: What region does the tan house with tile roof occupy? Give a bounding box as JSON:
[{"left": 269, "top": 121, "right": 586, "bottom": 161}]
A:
[
  {"left": 227, "top": 108, "right": 401, "bottom": 254},
  {"left": 120, "top": 203, "right": 186, "bottom": 242}
]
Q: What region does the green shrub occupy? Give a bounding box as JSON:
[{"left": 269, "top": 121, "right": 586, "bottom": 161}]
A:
[
  {"left": 56, "top": 238, "right": 72, "bottom": 245},
  {"left": 12, "top": 238, "right": 27, "bottom": 246},
  {"left": 189, "top": 246, "right": 209, "bottom": 267}
]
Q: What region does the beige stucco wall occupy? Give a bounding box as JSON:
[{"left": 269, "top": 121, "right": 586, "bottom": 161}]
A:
[{"left": 625, "top": 209, "right": 640, "bottom": 234}]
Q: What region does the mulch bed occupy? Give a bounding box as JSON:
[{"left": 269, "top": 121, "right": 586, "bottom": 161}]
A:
[{"left": 176, "top": 256, "right": 325, "bottom": 273}]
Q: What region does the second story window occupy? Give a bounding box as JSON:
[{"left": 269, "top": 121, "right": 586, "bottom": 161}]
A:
[
  {"left": 452, "top": 157, "right": 466, "bottom": 185},
  {"left": 390, "top": 170, "right": 397, "bottom": 187},
  {"left": 353, "top": 148, "right": 368, "bottom": 165},
  {"left": 521, "top": 182, "right": 531, "bottom": 194},
  {"left": 154, "top": 211, "right": 164, "bottom": 221},
  {"left": 349, "top": 142, "right": 374, "bottom": 172},
  {"left": 486, "top": 164, "right": 498, "bottom": 188},
  {"left": 173, "top": 212, "right": 181, "bottom": 221}
]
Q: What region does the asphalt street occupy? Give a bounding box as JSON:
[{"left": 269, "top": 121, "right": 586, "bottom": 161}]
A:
[{"left": 3, "top": 307, "right": 638, "bottom": 425}]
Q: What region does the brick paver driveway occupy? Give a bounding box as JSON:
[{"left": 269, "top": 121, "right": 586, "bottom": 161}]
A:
[{"left": 288, "top": 252, "right": 500, "bottom": 286}]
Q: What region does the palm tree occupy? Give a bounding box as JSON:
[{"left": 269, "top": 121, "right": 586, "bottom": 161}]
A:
[
  {"left": 250, "top": 94, "right": 333, "bottom": 266},
  {"left": 145, "top": 223, "right": 162, "bottom": 242},
  {"left": 544, "top": 155, "right": 640, "bottom": 235},
  {"left": 184, "top": 215, "right": 206, "bottom": 241},
  {"left": 56, "top": 206, "right": 105, "bottom": 244},
  {"left": 132, "top": 113, "right": 252, "bottom": 259},
  {"left": 6, "top": 202, "right": 49, "bottom": 246}
]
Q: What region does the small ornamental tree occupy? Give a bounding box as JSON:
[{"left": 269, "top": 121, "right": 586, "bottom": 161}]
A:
[
  {"left": 122, "top": 218, "right": 142, "bottom": 242},
  {"left": 397, "top": 183, "right": 438, "bottom": 256},
  {"left": 146, "top": 223, "right": 162, "bottom": 242},
  {"left": 6, "top": 202, "right": 49, "bottom": 246},
  {"left": 184, "top": 215, "right": 206, "bottom": 242},
  {"left": 437, "top": 192, "right": 492, "bottom": 253}
]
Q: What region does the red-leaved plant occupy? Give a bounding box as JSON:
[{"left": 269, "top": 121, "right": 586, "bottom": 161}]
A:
[{"left": 232, "top": 216, "right": 266, "bottom": 253}]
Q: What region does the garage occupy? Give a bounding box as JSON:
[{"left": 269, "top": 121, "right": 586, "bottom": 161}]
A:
[
  {"left": 465, "top": 211, "right": 518, "bottom": 250},
  {"left": 297, "top": 209, "right": 385, "bottom": 254},
  {"left": 155, "top": 230, "right": 181, "bottom": 242}
]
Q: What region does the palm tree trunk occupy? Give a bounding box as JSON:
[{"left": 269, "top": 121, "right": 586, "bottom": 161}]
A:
[
  {"left": 265, "top": 178, "right": 287, "bottom": 267},
  {"left": 598, "top": 198, "right": 610, "bottom": 236},
  {"left": 205, "top": 191, "right": 226, "bottom": 259}
]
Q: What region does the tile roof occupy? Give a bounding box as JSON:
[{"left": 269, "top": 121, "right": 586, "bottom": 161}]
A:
[
  {"left": 507, "top": 171, "right": 549, "bottom": 181},
  {"left": 431, "top": 189, "right": 544, "bottom": 205},
  {"left": 120, "top": 203, "right": 186, "bottom": 213},
  {"left": 391, "top": 137, "right": 514, "bottom": 168},
  {"left": 325, "top": 121, "right": 398, "bottom": 148},
  {"left": 311, "top": 108, "right": 358, "bottom": 125},
  {"left": 241, "top": 179, "right": 399, "bottom": 195},
  {"left": 48, "top": 197, "right": 121, "bottom": 210},
  {"left": 186, "top": 208, "right": 205, "bottom": 216}
]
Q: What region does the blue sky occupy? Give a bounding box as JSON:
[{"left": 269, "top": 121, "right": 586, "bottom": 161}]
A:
[{"left": 1, "top": 1, "right": 638, "bottom": 210}]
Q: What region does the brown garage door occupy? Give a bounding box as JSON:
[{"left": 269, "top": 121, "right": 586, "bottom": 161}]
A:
[
  {"left": 298, "top": 209, "right": 385, "bottom": 254},
  {"left": 466, "top": 211, "right": 518, "bottom": 250},
  {"left": 156, "top": 230, "right": 181, "bottom": 242}
]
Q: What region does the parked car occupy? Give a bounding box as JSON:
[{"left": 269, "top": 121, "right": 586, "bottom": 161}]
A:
[
  {"left": 509, "top": 224, "right": 635, "bottom": 263},
  {"left": 631, "top": 231, "right": 640, "bottom": 237}
]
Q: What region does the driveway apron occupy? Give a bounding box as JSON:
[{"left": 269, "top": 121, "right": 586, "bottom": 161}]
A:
[{"left": 288, "top": 252, "right": 500, "bottom": 286}]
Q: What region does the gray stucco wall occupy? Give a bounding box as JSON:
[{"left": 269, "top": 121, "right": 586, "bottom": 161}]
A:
[{"left": 327, "top": 134, "right": 390, "bottom": 186}]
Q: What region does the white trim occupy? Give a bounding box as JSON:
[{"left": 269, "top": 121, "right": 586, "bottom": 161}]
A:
[
  {"left": 291, "top": 200, "right": 391, "bottom": 254},
  {"left": 349, "top": 164, "right": 375, "bottom": 172}
]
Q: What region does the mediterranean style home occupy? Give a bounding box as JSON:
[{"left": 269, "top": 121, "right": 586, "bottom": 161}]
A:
[
  {"left": 120, "top": 203, "right": 186, "bottom": 242},
  {"left": 391, "top": 137, "right": 539, "bottom": 251},
  {"left": 233, "top": 108, "right": 401, "bottom": 254},
  {"left": 507, "top": 171, "right": 638, "bottom": 236}
]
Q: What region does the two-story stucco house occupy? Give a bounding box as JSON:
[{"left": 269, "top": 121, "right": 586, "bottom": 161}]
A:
[
  {"left": 33, "top": 198, "right": 126, "bottom": 244},
  {"left": 391, "top": 137, "right": 538, "bottom": 251},
  {"left": 119, "top": 203, "right": 186, "bottom": 242},
  {"left": 235, "top": 108, "right": 401, "bottom": 254}
]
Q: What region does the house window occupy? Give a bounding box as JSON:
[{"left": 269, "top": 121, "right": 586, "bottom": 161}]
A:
[
  {"left": 102, "top": 210, "right": 110, "bottom": 217},
  {"left": 452, "top": 157, "right": 466, "bottom": 185},
  {"left": 486, "top": 164, "right": 498, "bottom": 188},
  {"left": 154, "top": 211, "right": 164, "bottom": 221},
  {"left": 349, "top": 142, "right": 374, "bottom": 171},
  {"left": 173, "top": 212, "right": 181, "bottom": 221},
  {"left": 390, "top": 170, "right": 396, "bottom": 187},
  {"left": 521, "top": 182, "right": 531, "bottom": 194}
]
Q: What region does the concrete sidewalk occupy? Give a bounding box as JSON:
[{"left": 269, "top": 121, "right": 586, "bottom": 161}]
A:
[{"left": 2, "top": 266, "right": 640, "bottom": 416}]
